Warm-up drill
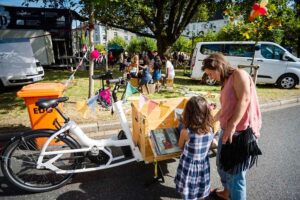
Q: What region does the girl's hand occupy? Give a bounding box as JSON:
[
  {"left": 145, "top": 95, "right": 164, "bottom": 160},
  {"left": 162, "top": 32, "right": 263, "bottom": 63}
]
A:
[{"left": 208, "top": 103, "right": 216, "bottom": 110}]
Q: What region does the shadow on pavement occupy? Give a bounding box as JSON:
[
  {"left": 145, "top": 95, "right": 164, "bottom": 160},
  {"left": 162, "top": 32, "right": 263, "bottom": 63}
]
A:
[{"left": 56, "top": 160, "right": 181, "bottom": 200}]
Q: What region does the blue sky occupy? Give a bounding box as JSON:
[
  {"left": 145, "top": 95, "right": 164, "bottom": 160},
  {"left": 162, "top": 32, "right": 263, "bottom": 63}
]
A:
[{"left": 0, "top": 0, "right": 41, "bottom": 7}]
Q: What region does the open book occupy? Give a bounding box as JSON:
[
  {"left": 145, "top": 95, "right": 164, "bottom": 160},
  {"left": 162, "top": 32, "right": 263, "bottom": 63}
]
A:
[{"left": 150, "top": 128, "right": 181, "bottom": 155}]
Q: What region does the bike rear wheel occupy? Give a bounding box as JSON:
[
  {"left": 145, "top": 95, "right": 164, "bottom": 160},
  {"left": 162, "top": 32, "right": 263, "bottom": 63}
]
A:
[{"left": 1, "top": 130, "right": 80, "bottom": 192}]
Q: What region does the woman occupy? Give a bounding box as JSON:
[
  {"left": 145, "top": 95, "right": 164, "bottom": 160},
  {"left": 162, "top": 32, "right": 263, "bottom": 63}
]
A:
[{"left": 201, "top": 53, "right": 262, "bottom": 200}]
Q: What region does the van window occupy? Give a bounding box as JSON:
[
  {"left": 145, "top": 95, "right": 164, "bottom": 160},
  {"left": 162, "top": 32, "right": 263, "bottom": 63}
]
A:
[
  {"left": 200, "top": 44, "right": 223, "bottom": 55},
  {"left": 261, "top": 44, "right": 285, "bottom": 60},
  {"left": 224, "top": 44, "right": 254, "bottom": 57}
]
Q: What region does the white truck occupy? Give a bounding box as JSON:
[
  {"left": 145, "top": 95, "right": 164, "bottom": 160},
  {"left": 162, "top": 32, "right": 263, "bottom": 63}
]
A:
[{"left": 0, "top": 38, "right": 44, "bottom": 91}]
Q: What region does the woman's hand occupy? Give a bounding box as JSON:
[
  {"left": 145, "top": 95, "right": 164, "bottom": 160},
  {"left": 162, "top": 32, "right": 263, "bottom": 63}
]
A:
[{"left": 222, "top": 123, "right": 236, "bottom": 144}]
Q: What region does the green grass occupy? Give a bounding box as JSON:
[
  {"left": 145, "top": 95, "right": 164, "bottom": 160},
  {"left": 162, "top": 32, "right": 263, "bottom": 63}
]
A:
[{"left": 0, "top": 67, "right": 299, "bottom": 130}]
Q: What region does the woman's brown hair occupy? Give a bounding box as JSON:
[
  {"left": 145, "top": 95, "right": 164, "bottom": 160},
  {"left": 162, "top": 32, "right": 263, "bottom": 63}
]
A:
[
  {"left": 201, "top": 53, "right": 235, "bottom": 85},
  {"left": 183, "top": 96, "right": 213, "bottom": 134}
]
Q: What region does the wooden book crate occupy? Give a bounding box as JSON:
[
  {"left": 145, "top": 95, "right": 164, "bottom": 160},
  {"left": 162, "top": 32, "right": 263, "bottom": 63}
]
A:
[{"left": 131, "top": 98, "right": 188, "bottom": 163}]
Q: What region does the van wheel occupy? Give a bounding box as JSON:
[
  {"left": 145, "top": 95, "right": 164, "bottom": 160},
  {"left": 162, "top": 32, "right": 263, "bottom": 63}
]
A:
[
  {"left": 202, "top": 73, "right": 217, "bottom": 86},
  {"left": 277, "top": 74, "right": 298, "bottom": 89}
]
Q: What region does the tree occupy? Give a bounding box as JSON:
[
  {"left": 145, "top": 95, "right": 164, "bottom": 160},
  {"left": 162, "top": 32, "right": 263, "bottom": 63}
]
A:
[
  {"left": 172, "top": 36, "right": 191, "bottom": 53},
  {"left": 126, "top": 37, "right": 142, "bottom": 55},
  {"left": 108, "top": 36, "right": 127, "bottom": 49},
  {"left": 88, "top": 0, "right": 214, "bottom": 56},
  {"left": 126, "top": 37, "right": 156, "bottom": 55},
  {"left": 139, "top": 37, "right": 156, "bottom": 53}
]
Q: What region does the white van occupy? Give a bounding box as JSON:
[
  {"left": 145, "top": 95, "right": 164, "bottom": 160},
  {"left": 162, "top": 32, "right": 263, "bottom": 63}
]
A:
[
  {"left": 0, "top": 38, "right": 44, "bottom": 91},
  {"left": 190, "top": 41, "right": 300, "bottom": 89}
]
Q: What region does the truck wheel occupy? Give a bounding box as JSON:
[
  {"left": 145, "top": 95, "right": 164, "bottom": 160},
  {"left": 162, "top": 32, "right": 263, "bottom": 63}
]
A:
[
  {"left": 202, "top": 73, "right": 217, "bottom": 86},
  {"left": 277, "top": 74, "right": 298, "bottom": 89}
]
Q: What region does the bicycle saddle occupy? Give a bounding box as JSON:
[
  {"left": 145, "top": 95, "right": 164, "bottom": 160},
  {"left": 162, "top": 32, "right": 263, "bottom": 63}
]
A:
[{"left": 36, "top": 97, "right": 69, "bottom": 108}]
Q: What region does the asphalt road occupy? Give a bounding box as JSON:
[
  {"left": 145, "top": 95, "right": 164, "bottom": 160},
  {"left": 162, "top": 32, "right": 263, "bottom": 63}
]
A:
[{"left": 0, "top": 105, "right": 300, "bottom": 200}]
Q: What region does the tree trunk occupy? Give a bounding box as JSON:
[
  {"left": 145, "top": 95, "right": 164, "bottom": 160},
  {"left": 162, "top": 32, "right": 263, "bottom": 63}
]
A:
[
  {"left": 88, "top": 3, "right": 95, "bottom": 98},
  {"left": 156, "top": 36, "right": 173, "bottom": 57}
]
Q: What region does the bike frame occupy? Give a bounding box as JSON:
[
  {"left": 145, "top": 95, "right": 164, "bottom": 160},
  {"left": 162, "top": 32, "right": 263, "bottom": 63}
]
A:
[{"left": 36, "top": 100, "right": 142, "bottom": 174}]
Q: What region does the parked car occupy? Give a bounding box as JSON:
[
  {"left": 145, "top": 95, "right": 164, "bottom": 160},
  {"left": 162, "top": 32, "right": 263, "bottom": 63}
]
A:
[
  {"left": 190, "top": 41, "right": 300, "bottom": 89},
  {"left": 0, "top": 38, "right": 44, "bottom": 91}
]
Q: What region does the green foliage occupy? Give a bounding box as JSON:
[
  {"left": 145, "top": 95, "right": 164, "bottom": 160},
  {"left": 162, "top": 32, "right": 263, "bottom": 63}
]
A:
[
  {"left": 217, "top": 23, "right": 253, "bottom": 41},
  {"left": 172, "top": 36, "right": 191, "bottom": 53},
  {"left": 94, "top": 43, "right": 105, "bottom": 52},
  {"left": 126, "top": 37, "right": 142, "bottom": 54},
  {"left": 282, "top": 16, "right": 300, "bottom": 53},
  {"left": 191, "top": 4, "right": 210, "bottom": 22},
  {"left": 197, "top": 31, "right": 219, "bottom": 42},
  {"left": 108, "top": 36, "right": 127, "bottom": 49},
  {"left": 126, "top": 37, "right": 156, "bottom": 54},
  {"left": 139, "top": 37, "right": 156, "bottom": 52}
]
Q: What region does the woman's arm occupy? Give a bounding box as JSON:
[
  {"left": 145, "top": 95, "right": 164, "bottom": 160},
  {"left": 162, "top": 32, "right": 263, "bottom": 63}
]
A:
[
  {"left": 222, "top": 69, "right": 251, "bottom": 144},
  {"left": 178, "top": 128, "right": 188, "bottom": 149}
]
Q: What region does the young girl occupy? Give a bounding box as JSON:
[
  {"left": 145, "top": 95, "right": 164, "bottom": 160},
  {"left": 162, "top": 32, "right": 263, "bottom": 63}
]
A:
[{"left": 174, "top": 96, "right": 214, "bottom": 200}]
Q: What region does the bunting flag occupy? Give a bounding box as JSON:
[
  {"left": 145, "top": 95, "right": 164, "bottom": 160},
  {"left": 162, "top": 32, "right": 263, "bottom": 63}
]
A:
[
  {"left": 125, "top": 82, "right": 139, "bottom": 99},
  {"left": 139, "top": 93, "right": 149, "bottom": 110},
  {"left": 76, "top": 94, "right": 98, "bottom": 118},
  {"left": 147, "top": 100, "right": 159, "bottom": 115},
  {"left": 159, "top": 103, "right": 170, "bottom": 118},
  {"left": 76, "top": 100, "right": 89, "bottom": 118},
  {"left": 87, "top": 94, "right": 98, "bottom": 111}
]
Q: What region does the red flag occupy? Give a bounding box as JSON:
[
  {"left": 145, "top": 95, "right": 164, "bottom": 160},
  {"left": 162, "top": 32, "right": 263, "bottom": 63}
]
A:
[{"left": 147, "top": 100, "right": 158, "bottom": 115}]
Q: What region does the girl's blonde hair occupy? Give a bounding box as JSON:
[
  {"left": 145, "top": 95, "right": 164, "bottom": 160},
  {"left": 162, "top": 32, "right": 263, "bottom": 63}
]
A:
[
  {"left": 183, "top": 96, "right": 213, "bottom": 134},
  {"left": 131, "top": 55, "right": 139, "bottom": 64}
]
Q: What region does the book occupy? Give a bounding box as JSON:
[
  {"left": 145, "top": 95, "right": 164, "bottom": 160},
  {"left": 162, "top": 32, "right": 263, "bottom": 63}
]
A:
[{"left": 150, "top": 128, "right": 181, "bottom": 155}]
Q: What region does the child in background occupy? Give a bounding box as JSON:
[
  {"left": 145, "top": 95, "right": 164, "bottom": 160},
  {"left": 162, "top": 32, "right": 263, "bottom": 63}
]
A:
[
  {"left": 174, "top": 96, "right": 214, "bottom": 200},
  {"left": 165, "top": 55, "right": 175, "bottom": 80},
  {"left": 127, "top": 55, "right": 139, "bottom": 78}
]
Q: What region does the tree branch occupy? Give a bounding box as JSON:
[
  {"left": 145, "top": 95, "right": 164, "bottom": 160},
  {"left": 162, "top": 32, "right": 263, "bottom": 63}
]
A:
[
  {"left": 175, "top": 0, "right": 202, "bottom": 38},
  {"left": 166, "top": 1, "right": 179, "bottom": 36}
]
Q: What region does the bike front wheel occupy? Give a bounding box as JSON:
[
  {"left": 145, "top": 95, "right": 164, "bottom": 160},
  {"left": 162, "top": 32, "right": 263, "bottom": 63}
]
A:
[{"left": 1, "top": 130, "right": 80, "bottom": 193}]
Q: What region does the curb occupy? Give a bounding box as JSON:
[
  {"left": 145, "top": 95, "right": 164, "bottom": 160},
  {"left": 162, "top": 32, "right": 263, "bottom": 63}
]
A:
[{"left": 259, "top": 97, "right": 300, "bottom": 109}]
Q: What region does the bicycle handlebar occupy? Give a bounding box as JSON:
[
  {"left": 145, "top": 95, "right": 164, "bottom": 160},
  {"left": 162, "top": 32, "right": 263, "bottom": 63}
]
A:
[
  {"left": 106, "top": 77, "right": 126, "bottom": 85},
  {"left": 92, "top": 71, "right": 113, "bottom": 80}
]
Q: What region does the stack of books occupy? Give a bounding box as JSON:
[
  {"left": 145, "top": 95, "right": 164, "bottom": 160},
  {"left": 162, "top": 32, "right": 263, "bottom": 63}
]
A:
[{"left": 150, "top": 128, "right": 181, "bottom": 155}]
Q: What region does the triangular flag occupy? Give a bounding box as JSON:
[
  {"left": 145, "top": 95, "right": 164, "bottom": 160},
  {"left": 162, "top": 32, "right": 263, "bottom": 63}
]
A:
[
  {"left": 125, "top": 82, "right": 139, "bottom": 99},
  {"left": 147, "top": 100, "right": 159, "bottom": 115},
  {"left": 87, "top": 95, "right": 98, "bottom": 112},
  {"left": 159, "top": 104, "right": 170, "bottom": 118},
  {"left": 139, "top": 93, "right": 149, "bottom": 110},
  {"left": 76, "top": 100, "right": 89, "bottom": 118}
]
